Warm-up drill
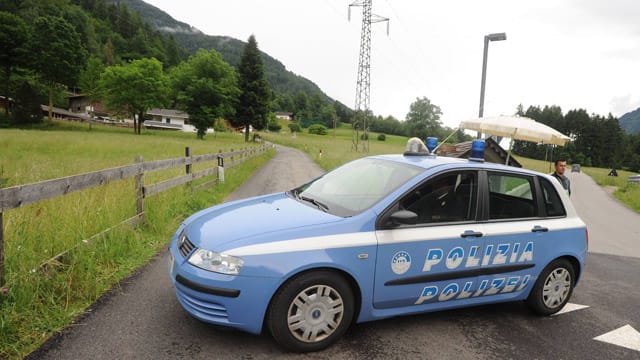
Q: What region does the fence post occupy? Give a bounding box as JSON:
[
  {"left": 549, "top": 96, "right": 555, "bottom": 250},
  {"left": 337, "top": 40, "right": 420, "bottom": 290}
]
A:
[
  {"left": 0, "top": 185, "right": 4, "bottom": 287},
  {"left": 185, "top": 147, "right": 192, "bottom": 186},
  {"left": 135, "top": 155, "right": 145, "bottom": 224},
  {"left": 217, "top": 149, "right": 224, "bottom": 183}
]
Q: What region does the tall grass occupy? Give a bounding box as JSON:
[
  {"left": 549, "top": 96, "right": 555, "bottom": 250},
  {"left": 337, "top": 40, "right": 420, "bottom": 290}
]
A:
[{"left": 0, "top": 121, "right": 273, "bottom": 359}]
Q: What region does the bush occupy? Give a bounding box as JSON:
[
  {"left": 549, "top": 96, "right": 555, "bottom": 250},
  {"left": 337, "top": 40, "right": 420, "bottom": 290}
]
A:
[
  {"left": 213, "top": 118, "right": 227, "bottom": 132},
  {"left": 377, "top": 133, "right": 386, "bottom": 141},
  {"left": 267, "top": 121, "right": 282, "bottom": 132},
  {"left": 288, "top": 122, "right": 301, "bottom": 133},
  {"left": 308, "top": 124, "right": 328, "bottom": 135}
]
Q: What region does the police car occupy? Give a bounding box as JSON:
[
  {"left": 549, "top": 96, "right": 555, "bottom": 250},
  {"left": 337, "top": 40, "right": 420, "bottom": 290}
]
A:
[{"left": 168, "top": 138, "right": 588, "bottom": 352}]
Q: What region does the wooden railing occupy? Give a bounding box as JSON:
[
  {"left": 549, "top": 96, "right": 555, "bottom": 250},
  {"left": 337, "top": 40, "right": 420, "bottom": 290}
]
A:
[{"left": 0, "top": 144, "right": 272, "bottom": 286}]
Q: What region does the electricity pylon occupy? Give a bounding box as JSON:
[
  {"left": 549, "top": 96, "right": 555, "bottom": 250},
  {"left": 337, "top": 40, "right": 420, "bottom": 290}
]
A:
[{"left": 349, "top": 0, "right": 388, "bottom": 152}]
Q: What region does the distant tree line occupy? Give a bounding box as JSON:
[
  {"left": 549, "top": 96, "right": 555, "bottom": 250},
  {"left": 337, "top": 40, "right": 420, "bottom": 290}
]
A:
[{"left": 513, "top": 104, "right": 640, "bottom": 172}]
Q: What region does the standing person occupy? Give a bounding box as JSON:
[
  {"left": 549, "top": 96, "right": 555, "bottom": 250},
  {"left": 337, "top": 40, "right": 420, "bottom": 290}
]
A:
[{"left": 551, "top": 159, "right": 571, "bottom": 195}]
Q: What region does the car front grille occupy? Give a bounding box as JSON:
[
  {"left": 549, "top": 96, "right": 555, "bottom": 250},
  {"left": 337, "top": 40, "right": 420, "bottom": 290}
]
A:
[
  {"left": 175, "top": 284, "right": 229, "bottom": 320},
  {"left": 178, "top": 232, "right": 196, "bottom": 258}
]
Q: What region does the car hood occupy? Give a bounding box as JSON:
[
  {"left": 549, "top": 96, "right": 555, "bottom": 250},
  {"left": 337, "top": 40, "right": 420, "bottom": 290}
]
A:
[{"left": 184, "top": 192, "right": 342, "bottom": 249}]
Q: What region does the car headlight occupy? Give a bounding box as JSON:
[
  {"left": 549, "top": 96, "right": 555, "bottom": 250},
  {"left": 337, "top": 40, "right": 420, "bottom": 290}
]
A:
[{"left": 188, "top": 249, "right": 244, "bottom": 275}]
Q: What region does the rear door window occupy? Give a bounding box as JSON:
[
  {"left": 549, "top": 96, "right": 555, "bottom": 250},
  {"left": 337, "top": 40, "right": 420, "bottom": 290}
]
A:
[
  {"left": 539, "top": 177, "right": 566, "bottom": 217},
  {"left": 487, "top": 172, "right": 537, "bottom": 220}
]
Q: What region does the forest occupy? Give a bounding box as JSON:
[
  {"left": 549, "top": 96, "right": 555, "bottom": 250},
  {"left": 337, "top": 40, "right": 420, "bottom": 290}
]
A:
[
  {"left": 513, "top": 105, "right": 640, "bottom": 171},
  {"left": 0, "top": 0, "right": 351, "bottom": 131}
]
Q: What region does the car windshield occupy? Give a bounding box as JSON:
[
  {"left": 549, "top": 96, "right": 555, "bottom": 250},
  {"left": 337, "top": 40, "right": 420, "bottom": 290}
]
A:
[{"left": 289, "top": 158, "right": 423, "bottom": 217}]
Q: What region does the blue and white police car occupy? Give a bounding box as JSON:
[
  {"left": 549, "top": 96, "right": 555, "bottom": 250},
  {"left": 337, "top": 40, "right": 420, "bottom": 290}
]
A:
[{"left": 168, "top": 138, "right": 588, "bottom": 352}]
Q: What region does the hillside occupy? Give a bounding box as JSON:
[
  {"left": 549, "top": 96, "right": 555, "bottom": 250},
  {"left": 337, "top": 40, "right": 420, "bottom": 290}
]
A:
[
  {"left": 619, "top": 107, "right": 640, "bottom": 135},
  {"left": 107, "top": 0, "right": 338, "bottom": 103}
]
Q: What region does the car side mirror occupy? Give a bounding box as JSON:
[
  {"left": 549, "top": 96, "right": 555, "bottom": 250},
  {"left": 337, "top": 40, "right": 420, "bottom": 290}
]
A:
[{"left": 389, "top": 210, "right": 418, "bottom": 225}]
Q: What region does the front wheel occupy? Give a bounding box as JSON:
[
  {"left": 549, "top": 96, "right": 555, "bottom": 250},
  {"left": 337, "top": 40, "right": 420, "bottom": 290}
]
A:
[
  {"left": 527, "top": 258, "right": 575, "bottom": 315},
  {"left": 267, "top": 271, "right": 355, "bottom": 352}
]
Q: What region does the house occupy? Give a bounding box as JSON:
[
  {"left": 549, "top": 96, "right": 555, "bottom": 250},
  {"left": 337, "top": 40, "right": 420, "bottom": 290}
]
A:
[
  {"left": 275, "top": 112, "right": 293, "bottom": 121},
  {"left": 143, "top": 108, "right": 190, "bottom": 131},
  {"left": 144, "top": 108, "right": 218, "bottom": 133},
  {"left": 40, "top": 104, "right": 89, "bottom": 121},
  {"left": 68, "top": 94, "right": 108, "bottom": 119},
  {"left": 68, "top": 94, "right": 92, "bottom": 114},
  {"left": 438, "top": 137, "right": 522, "bottom": 167}
]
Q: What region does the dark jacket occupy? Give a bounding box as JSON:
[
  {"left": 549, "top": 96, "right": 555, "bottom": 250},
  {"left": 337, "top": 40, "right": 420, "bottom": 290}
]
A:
[{"left": 551, "top": 172, "right": 571, "bottom": 196}]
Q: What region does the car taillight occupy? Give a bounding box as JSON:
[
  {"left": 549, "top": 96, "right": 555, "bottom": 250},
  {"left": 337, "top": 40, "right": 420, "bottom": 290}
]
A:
[{"left": 585, "top": 228, "right": 589, "bottom": 250}]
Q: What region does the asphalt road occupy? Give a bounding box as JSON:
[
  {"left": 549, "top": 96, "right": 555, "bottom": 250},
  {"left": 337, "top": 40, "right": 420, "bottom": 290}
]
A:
[
  {"left": 567, "top": 170, "right": 640, "bottom": 257},
  {"left": 27, "top": 147, "right": 640, "bottom": 359}
]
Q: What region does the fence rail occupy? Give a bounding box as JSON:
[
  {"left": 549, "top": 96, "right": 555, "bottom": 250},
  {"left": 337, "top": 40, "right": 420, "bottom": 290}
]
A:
[{"left": 0, "top": 144, "right": 272, "bottom": 286}]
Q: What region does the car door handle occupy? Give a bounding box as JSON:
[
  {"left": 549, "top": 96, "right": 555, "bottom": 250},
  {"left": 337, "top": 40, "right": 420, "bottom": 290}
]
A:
[
  {"left": 461, "top": 230, "right": 483, "bottom": 238},
  {"left": 531, "top": 225, "right": 549, "bottom": 233}
]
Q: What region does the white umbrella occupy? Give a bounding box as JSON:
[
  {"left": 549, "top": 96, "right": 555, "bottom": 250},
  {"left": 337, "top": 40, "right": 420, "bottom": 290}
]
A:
[{"left": 459, "top": 116, "right": 571, "bottom": 164}]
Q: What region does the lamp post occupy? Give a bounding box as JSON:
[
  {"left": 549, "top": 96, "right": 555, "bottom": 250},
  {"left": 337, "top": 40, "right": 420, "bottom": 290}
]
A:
[{"left": 477, "top": 32, "right": 506, "bottom": 139}]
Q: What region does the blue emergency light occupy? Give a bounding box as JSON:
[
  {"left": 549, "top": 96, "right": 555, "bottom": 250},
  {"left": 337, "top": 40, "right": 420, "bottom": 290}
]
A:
[
  {"left": 426, "top": 137, "right": 438, "bottom": 153},
  {"left": 469, "top": 139, "right": 485, "bottom": 162}
]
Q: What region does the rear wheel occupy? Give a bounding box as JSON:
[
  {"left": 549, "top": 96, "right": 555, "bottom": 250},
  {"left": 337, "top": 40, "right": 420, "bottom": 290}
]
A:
[
  {"left": 527, "top": 258, "right": 575, "bottom": 315},
  {"left": 267, "top": 271, "right": 354, "bottom": 352}
]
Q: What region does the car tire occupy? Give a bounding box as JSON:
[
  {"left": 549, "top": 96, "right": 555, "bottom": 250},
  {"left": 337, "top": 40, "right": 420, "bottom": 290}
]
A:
[
  {"left": 267, "top": 270, "right": 355, "bottom": 353},
  {"left": 527, "top": 258, "right": 575, "bottom": 315}
]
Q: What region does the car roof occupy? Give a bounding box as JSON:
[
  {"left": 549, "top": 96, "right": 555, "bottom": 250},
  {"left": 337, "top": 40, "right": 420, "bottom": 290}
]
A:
[{"left": 369, "top": 153, "right": 545, "bottom": 177}]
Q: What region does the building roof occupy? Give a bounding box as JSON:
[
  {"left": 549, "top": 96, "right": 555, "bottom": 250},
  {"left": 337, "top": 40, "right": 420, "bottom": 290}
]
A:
[
  {"left": 40, "top": 105, "right": 89, "bottom": 121},
  {"left": 437, "top": 137, "right": 522, "bottom": 167},
  {"left": 142, "top": 120, "right": 183, "bottom": 130},
  {"left": 146, "top": 108, "right": 189, "bottom": 119}
]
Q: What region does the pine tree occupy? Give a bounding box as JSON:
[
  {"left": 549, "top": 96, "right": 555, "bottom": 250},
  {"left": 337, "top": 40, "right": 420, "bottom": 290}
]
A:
[{"left": 236, "top": 35, "right": 270, "bottom": 142}]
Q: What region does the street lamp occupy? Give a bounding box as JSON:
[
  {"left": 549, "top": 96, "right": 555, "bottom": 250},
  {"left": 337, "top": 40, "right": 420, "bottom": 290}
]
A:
[{"left": 477, "top": 32, "right": 507, "bottom": 139}]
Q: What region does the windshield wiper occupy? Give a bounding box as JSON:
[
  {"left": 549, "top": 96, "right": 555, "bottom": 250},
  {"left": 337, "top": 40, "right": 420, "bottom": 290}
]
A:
[{"left": 300, "top": 195, "right": 329, "bottom": 212}]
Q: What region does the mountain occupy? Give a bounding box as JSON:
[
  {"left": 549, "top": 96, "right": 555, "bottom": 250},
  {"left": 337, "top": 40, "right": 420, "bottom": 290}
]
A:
[
  {"left": 619, "top": 107, "right": 640, "bottom": 135},
  {"left": 107, "top": 0, "right": 338, "bottom": 104}
]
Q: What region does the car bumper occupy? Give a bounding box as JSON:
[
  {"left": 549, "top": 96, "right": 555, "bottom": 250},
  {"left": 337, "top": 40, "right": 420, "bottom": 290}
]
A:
[{"left": 168, "top": 248, "right": 279, "bottom": 334}]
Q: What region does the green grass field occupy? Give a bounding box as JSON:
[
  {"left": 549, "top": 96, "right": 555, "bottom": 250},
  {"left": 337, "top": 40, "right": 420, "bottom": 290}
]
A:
[{"left": 0, "top": 121, "right": 274, "bottom": 359}]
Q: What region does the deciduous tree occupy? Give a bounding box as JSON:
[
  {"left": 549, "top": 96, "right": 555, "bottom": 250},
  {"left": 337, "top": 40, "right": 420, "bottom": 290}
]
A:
[
  {"left": 29, "top": 16, "right": 87, "bottom": 121},
  {"left": 99, "top": 58, "right": 168, "bottom": 134},
  {"left": 169, "top": 49, "right": 239, "bottom": 139},
  {"left": 78, "top": 56, "right": 105, "bottom": 127},
  {"left": 405, "top": 97, "right": 442, "bottom": 140}
]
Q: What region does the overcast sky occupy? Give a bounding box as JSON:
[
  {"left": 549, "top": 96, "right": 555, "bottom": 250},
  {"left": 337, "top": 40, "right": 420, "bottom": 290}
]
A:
[{"left": 144, "top": 0, "right": 640, "bottom": 128}]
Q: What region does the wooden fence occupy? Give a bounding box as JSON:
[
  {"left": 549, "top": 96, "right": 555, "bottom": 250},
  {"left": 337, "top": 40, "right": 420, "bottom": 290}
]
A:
[{"left": 0, "top": 144, "right": 272, "bottom": 286}]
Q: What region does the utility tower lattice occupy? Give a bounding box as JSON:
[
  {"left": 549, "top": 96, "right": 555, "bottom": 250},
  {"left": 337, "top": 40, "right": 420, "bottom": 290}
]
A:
[{"left": 349, "top": 0, "right": 389, "bottom": 152}]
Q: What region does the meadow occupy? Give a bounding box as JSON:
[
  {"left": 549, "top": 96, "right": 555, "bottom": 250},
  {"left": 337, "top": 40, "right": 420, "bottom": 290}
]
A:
[{"left": 0, "top": 121, "right": 274, "bottom": 359}]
